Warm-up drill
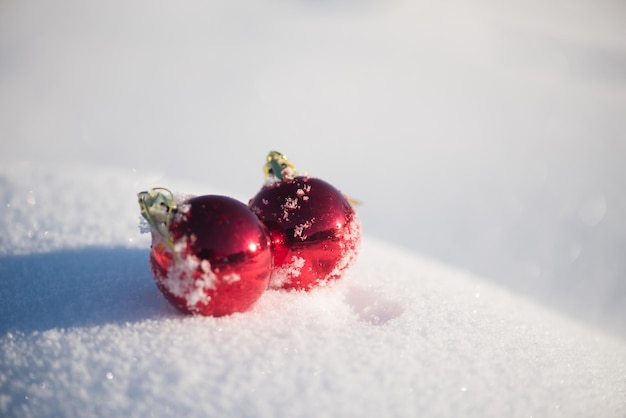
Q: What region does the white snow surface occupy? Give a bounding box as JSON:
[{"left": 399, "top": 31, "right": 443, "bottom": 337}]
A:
[
  {"left": 1, "top": 0, "right": 626, "bottom": 416},
  {"left": 1, "top": 161, "right": 625, "bottom": 417}
]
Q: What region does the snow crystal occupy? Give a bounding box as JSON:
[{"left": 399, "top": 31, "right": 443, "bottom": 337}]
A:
[
  {"left": 156, "top": 244, "right": 217, "bottom": 310},
  {"left": 200, "top": 259, "right": 211, "bottom": 273},
  {"left": 270, "top": 255, "right": 306, "bottom": 288},
  {"left": 281, "top": 196, "right": 299, "bottom": 221},
  {"left": 222, "top": 273, "right": 241, "bottom": 284},
  {"left": 293, "top": 219, "right": 315, "bottom": 240},
  {"left": 283, "top": 197, "right": 298, "bottom": 210}
]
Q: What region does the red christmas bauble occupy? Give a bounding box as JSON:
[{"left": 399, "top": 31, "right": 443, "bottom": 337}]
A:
[
  {"left": 249, "top": 176, "right": 361, "bottom": 290},
  {"left": 142, "top": 193, "right": 272, "bottom": 316}
]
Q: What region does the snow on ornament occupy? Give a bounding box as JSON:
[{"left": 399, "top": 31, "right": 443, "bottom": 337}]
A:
[
  {"left": 138, "top": 189, "right": 272, "bottom": 316},
  {"left": 249, "top": 151, "right": 361, "bottom": 290}
]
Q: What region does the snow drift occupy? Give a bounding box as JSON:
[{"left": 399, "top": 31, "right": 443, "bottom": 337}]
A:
[{"left": 1, "top": 162, "right": 625, "bottom": 417}]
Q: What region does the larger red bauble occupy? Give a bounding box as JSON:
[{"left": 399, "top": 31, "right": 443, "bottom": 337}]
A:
[
  {"left": 146, "top": 194, "right": 272, "bottom": 316},
  {"left": 249, "top": 176, "right": 361, "bottom": 290}
]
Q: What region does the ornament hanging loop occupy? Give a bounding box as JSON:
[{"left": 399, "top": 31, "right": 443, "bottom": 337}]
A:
[
  {"left": 264, "top": 151, "right": 298, "bottom": 182},
  {"left": 138, "top": 187, "right": 178, "bottom": 253}
]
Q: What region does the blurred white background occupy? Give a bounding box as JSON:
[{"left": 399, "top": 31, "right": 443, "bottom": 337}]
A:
[{"left": 1, "top": 0, "right": 625, "bottom": 336}]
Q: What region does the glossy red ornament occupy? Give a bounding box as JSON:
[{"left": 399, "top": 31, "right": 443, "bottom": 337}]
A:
[
  {"left": 249, "top": 152, "right": 361, "bottom": 290},
  {"left": 139, "top": 191, "right": 272, "bottom": 316}
]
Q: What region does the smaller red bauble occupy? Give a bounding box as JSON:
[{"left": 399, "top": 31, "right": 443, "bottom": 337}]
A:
[
  {"left": 139, "top": 191, "right": 272, "bottom": 316},
  {"left": 249, "top": 174, "right": 361, "bottom": 291}
]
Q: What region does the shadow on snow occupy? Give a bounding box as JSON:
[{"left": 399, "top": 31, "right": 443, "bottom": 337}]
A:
[{"left": 0, "top": 247, "right": 178, "bottom": 334}]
